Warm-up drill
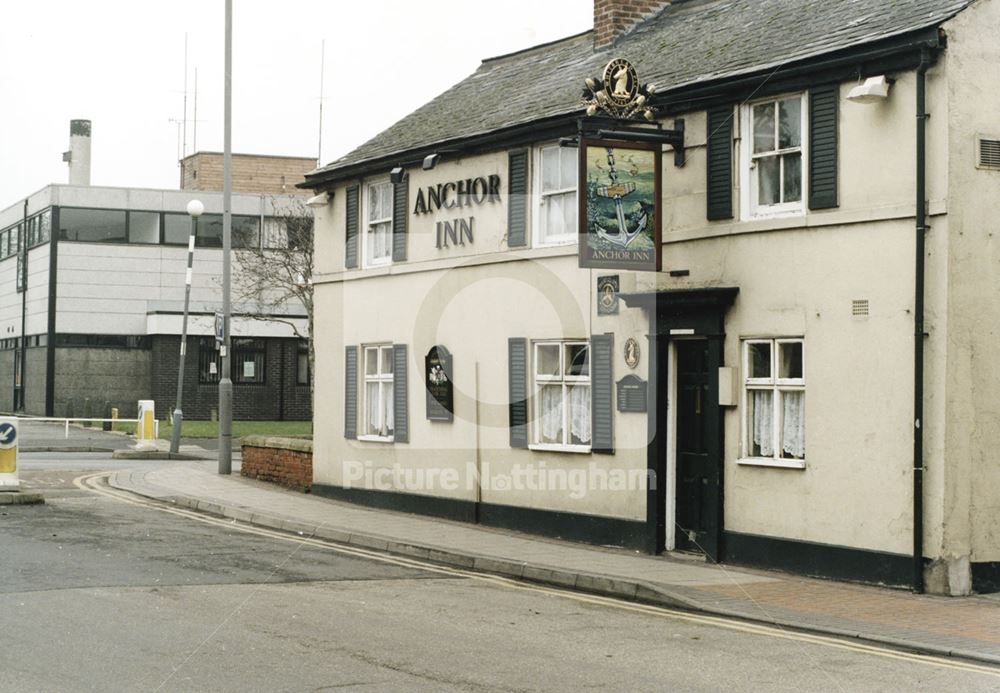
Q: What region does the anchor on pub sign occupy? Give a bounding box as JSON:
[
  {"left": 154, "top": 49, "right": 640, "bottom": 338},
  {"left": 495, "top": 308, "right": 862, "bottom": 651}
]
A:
[{"left": 594, "top": 146, "right": 647, "bottom": 249}]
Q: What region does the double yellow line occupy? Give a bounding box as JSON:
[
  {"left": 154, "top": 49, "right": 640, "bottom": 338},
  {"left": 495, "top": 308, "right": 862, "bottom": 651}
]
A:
[{"left": 75, "top": 471, "right": 1000, "bottom": 680}]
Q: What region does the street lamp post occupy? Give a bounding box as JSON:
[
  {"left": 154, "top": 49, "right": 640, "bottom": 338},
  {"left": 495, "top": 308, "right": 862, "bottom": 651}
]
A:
[
  {"left": 219, "top": 0, "right": 233, "bottom": 475},
  {"left": 170, "top": 199, "right": 204, "bottom": 455}
]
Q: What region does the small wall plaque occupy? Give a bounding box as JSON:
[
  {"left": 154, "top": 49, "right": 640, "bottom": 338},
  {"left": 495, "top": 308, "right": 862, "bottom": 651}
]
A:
[
  {"left": 616, "top": 374, "right": 648, "bottom": 413},
  {"left": 597, "top": 275, "right": 620, "bottom": 315},
  {"left": 624, "top": 336, "right": 640, "bottom": 369},
  {"left": 425, "top": 345, "right": 454, "bottom": 422}
]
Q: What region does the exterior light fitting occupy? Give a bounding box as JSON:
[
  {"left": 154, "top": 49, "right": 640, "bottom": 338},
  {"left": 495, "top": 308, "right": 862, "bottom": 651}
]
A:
[
  {"left": 422, "top": 153, "right": 441, "bottom": 170},
  {"left": 186, "top": 199, "right": 205, "bottom": 218},
  {"left": 389, "top": 166, "right": 405, "bottom": 183},
  {"left": 847, "top": 75, "right": 892, "bottom": 104},
  {"left": 306, "top": 191, "right": 330, "bottom": 207}
]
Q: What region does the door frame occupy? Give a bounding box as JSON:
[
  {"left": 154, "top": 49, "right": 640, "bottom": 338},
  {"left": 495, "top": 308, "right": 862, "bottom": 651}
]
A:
[{"left": 620, "top": 287, "right": 738, "bottom": 556}]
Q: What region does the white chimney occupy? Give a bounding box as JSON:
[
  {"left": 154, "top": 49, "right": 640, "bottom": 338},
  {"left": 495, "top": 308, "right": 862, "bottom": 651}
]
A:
[{"left": 63, "top": 119, "right": 92, "bottom": 186}]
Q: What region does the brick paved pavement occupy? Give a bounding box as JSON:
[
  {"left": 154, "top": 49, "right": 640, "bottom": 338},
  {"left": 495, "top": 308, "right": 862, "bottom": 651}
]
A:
[{"left": 108, "top": 458, "right": 1000, "bottom": 666}]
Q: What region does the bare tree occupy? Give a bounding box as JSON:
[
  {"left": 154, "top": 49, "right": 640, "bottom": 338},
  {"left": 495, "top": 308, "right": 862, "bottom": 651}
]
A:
[{"left": 232, "top": 197, "right": 315, "bottom": 407}]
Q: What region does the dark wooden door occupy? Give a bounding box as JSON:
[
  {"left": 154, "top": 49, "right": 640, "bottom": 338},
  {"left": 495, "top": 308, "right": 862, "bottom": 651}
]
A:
[{"left": 674, "top": 340, "right": 721, "bottom": 559}]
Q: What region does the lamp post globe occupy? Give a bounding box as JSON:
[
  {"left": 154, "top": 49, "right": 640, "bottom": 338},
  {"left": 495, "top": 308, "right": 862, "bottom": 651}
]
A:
[{"left": 187, "top": 199, "right": 205, "bottom": 218}]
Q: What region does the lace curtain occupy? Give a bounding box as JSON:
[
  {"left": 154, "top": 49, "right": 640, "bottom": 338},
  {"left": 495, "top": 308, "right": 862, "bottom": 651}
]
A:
[
  {"left": 752, "top": 390, "right": 773, "bottom": 457},
  {"left": 538, "top": 384, "right": 591, "bottom": 445},
  {"left": 569, "top": 385, "right": 591, "bottom": 444},
  {"left": 539, "top": 385, "right": 563, "bottom": 443},
  {"left": 752, "top": 389, "right": 805, "bottom": 459},
  {"left": 366, "top": 381, "right": 393, "bottom": 437},
  {"left": 782, "top": 391, "right": 805, "bottom": 458}
]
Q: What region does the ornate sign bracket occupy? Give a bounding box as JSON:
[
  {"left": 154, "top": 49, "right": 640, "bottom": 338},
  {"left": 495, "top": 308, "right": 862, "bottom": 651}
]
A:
[{"left": 574, "top": 58, "right": 686, "bottom": 167}]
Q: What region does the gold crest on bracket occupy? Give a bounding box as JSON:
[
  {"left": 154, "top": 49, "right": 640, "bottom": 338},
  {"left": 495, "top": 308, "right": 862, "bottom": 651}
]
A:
[{"left": 583, "top": 58, "right": 657, "bottom": 121}]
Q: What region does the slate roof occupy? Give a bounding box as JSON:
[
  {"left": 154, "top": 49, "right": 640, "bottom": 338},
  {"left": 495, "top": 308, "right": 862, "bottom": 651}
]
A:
[{"left": 314, "top": 0, "right": 973, "bottom": 178}]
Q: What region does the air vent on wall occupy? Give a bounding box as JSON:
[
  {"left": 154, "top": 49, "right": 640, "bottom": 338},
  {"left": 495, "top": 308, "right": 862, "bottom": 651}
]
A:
[
  {"left": 852, "top": 299, "right": 869, "bottom": 317},
  {"left": 977, "top": 135, "right": 1000, "bottom": 170}
]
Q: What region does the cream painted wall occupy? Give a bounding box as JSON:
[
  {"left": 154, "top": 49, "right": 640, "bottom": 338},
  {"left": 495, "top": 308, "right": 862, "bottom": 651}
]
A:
[{"left": 941, "top": 0, "right": 1000, "bottom": 565}]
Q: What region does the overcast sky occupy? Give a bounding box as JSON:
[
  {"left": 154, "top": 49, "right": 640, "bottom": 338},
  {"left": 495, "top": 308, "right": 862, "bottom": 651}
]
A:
[{"left": 0, "top": 1, "right": 591, "bottom": 206}]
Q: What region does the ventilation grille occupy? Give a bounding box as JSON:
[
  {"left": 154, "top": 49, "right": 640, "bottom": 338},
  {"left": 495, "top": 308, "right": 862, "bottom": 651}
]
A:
[
  {"left": 852, "top": 299, "right": 869, "bottom": 317},
  {"left": 978, "top": 136, "right": 1000, "bottom": 170}
]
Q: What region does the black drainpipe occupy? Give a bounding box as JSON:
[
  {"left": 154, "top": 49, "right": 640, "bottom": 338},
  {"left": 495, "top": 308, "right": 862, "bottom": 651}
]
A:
[{"left": 913, "top": 47, "right": 931, "bottom": 594}]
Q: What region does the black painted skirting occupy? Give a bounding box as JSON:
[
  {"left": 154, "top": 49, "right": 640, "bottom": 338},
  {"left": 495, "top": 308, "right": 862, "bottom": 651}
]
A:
[
  {"left": 310, "top": 483, "right": 647, "bottom": 551},
  {"left": 972, "top": 562, "right": 1000, "bottom": 594},
  {"left": 723, "top": 531, "right": 911, "bottom": 588}
]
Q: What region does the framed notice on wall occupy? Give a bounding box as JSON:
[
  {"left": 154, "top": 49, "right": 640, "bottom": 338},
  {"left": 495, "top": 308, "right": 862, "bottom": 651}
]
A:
[
  {"left": 425, "top": 345, "right": 454, "bottom": 422},
  {"left": 578, "top": 138, "right": 662, "bottom": 271}
]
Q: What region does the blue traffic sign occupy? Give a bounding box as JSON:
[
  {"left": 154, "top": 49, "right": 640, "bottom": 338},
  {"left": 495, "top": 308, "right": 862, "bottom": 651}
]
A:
[{"left": 0, "top": 422, "right": 17, "bottom": 449}]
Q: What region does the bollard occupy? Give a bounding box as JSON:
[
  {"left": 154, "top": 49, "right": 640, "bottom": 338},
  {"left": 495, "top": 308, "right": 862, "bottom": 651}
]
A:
[
  {"left": 0, "top": 417, "right": 20, "bottom": 491},
  {"left": 83, "top": 397, "right": 92, "bottom": 427},
  {"left": 102, "top": 401, "right": 112, "bottom": 431},
  {"left": 135, "top": 400, "right": 156, "bottom": 450},
  {"left": 110, "top": 407, "right": 119, "bottom": 432}
]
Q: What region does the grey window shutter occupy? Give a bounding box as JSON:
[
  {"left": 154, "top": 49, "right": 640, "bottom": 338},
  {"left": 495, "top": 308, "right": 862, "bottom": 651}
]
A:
[
  {"left": 590, "top": 334, "right": 614, "bottom": 454},
  {"left": 706, "top": 105, "right": 734, "bottom": 220},
  {"left": 809, "top": 85, "right": 839, "bottom": 210},
  {"left": 392, "top": 174, "right": 408, "bottom": 262},
  {"left": 345, "top": 185, "right": 359, "bottom": 269},
  {"left": 507, "top": 149, "right": 528, "bottom": 247},
  {"left": 393, "top": 344, "right": 409, "bottom": 443},
  {"left": 508, "top": 338, "right": 528, "bottom": 448},
  {"left": 344, "top": 346, "right": 358, "bottom": 439}
]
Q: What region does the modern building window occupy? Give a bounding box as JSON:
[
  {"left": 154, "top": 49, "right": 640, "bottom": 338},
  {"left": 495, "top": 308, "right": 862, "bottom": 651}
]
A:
[
  {"left": 364, "top": 180, "right": 393, "bottom": 267},
  {"left": 164, "top": 213, "right": 192, "bottom": 245},
  {"left": 535, "top": 144, "right": 578, "bottom": 246},
  {"left": 59, "top": 207, "right": 127, "bottom": 243},
  {"left": 38, "top": 210, "right": 51, "bottom": 245},
  {"left": 233, "top": 215, "right": 261, "bottom": 249},
  {"left": 742, "top": 338, "right": 805, "bottom": 467},
  {"left": 198, "top": 337, "right": 265, "bottom": 383},
  {"left": 263, "top": 216, "right": 313, "bottom": 250},
  {"left": 296, "top": 340, "right": 310, "bottom": 385},
  {"left": 233, "top": 338, "right": 266, "bottom": 384},
  {"left": 362, "top": 344, "right": 394, "bottom": 439},
  {"left": 532, "top": 340, "right": 591, "bottom": 449},
  {"left": 198, "top": 338, "right": 222, "bottom": 384},
  {"left": 128, "top": 211, "right": 160, "bottom": 244},
  {"left": 742, "top": 93, "right": 807, "bottom": 218}
]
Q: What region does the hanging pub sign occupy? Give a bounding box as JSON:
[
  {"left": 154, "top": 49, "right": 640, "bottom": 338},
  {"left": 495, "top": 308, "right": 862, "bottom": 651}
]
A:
[
  {"left": 425, "top": 345, "right": 454, "bottom": 422},
  {"left": 578, "top": 138, "right": 662, "bottom": 271}
]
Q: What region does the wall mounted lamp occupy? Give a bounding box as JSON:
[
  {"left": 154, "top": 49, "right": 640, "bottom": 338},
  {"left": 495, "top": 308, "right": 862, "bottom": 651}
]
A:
[
  {"left": 847, "top": 75, "right": 893, "bottom": 104},
  {"left": 389, "top": 166, "right": 405, "bottom": 183},
  {"left": 422, "top": 153, "right": 441, "bottom": 170},
  {"left": 306, "top": 191, "right": 330, "bottom": 207}
]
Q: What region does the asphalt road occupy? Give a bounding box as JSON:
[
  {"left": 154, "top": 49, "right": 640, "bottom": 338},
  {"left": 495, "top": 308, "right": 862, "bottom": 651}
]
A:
[{"left": 1, "top": 464, "right": 997, "bottom": 691}]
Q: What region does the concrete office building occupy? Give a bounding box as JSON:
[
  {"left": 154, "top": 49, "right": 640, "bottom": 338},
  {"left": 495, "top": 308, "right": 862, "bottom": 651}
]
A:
[{"left": 0, "top": 122, "right": 312, "bottom": 420}]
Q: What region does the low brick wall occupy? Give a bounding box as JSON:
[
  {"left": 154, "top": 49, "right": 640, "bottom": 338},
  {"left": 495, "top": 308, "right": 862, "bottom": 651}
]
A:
[{"left": 240, "top": 436, "right": 313, "bottom": 492}]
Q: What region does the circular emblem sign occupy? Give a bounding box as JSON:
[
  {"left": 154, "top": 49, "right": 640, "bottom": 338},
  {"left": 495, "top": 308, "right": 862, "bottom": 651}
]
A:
[
  {"left": 0, "top": 421, "right": 17, "bottom": 449},
  {"left": 624, "top": 337, "right": 640, "bottom": 369},
  {"left": 602, "top": 58, "right": 638, "bottom": 107}
]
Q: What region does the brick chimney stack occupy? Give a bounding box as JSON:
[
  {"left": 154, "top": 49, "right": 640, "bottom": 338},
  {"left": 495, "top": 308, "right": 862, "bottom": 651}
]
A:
[{"left": 594, "top": 0, "right": 671, "bottom": 49}]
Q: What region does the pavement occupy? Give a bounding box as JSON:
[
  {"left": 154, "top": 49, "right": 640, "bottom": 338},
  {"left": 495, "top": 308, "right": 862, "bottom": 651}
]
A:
[{"left": 103, "top": 455, "right": 1000, "bottom": 667}]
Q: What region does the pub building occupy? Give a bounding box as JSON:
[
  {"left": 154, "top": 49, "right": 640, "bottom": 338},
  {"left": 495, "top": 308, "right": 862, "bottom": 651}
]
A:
[{"left": 303, "top": 0, "right": 1000, "bottom": 595}]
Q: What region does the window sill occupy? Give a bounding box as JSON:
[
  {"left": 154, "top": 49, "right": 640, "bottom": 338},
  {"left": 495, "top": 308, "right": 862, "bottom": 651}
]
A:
[
  {"left": 737, "top": 457, "right": 805, "bottom": 470},
  {"left": 357, "top": 435, "right": 394, "bottom": 444},
  {"left": 533, "top": 236, "right": 576, "bottom": 249},
  {"left": 528, "top": 443, "right": 591, "bottom": 455},
  {"left": 745, "top": 206, "right": 805, "bottom": 221}
]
